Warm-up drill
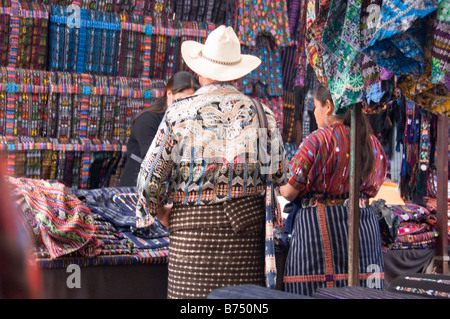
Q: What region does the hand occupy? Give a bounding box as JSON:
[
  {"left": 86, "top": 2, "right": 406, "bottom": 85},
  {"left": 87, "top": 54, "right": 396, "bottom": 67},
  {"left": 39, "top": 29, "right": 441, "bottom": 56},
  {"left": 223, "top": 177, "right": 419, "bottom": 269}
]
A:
[{"left": 156, "top": 203, "right": 173, "bottom": 228}]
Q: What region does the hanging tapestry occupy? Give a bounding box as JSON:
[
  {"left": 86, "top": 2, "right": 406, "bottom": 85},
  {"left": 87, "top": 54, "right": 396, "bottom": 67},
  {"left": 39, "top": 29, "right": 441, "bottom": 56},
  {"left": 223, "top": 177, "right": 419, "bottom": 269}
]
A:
[
  {"left": 397, "top": 11, "right": 450, "bottom": 118},
  {"left": 305, "top": 0, "right": 330, "bottom": 86},
  {"left": 48, "top": 5, "right": 121, "bottom": 76},
  {"left": 360, "top": 0, "right": 396, "bottom": 110},
  {"left": 398, "top": 60, "right": 450, "bottom": 117},
  {"left": 237, "top": 0, "right": 292, "bottom": 47},
  {"left": 432, "top": 0, "right": 450, "bottom": 89},
  {"left": 322, "top": 0, "right": 364, "bottom": 113},
  {"left": 361, "top": 0, "right": 443, "bottom": 75}
]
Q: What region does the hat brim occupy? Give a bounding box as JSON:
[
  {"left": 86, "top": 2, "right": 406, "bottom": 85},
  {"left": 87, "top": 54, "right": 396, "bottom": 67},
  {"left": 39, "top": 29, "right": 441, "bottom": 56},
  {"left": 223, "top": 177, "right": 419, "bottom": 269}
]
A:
[{"left": 181, "top": 41, "right": 261, "bottom": 82}]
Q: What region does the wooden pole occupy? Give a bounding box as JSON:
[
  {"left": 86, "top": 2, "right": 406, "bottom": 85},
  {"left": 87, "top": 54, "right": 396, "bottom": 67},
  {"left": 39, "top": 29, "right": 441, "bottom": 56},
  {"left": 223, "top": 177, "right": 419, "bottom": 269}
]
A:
[
  {"left": 436, "top": 115, "right": 449, "bottom": 274},
  {"left": 348, "top": 102, "right": 362, "bottom": 286}
]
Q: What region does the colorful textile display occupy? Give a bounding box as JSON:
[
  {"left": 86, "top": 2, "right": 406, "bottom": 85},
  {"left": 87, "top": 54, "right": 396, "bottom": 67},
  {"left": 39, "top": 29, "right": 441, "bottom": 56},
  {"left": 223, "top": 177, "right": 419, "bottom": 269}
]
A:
[
  {"left": 48, "top": 5, "right": 121, "bottom": 76},
  {"left": 0, "top": 0, "right": 49, "bottom": 70},
  {"left": 16, "top": 1, "right": 49, "bottom": 70},
  {"left": 236, "top": 0, "right": 292, "bottom": 47},
  {"left": 33, "top": 0, "right": 234, "bottom": 25},
  {"left": 388, "top": 273, "right": 450, "bottom": 299},
  {"left": 289, "top": 0, "right": 308, "bottom": 88},
  {"left": 398, "top": 54, "right": 450, "bottom": 118},
  {"left": 360, "top": 0, "right": 396, "bottom": 111},
  {"left": 240, "top": 41, "right": 284, "bottom": 98},
  {"left": 0, "top": 67, "right": 53, "bottom": 138},
  {"left": 0, "top": 3, "right": 11, "bottom": 67},
  {"left": 118, "top": 13, "right": 145, "bottom": 78},
  {"left": 47, "top": 5, "right": 215, "bottom": 79},
  {"left": 387, "top": 202, "right": 439, "bottom": 249},
  {"left": 34, "top": 209, "right": 168, "bottom": 268},
  {"left": 0, "top": 137, "right": 124, "bottom": 188},
  {"left": 0, "top": 67, "right": 165, "bottom": 140},
  {"left": 6, "top": 178, "right": 169, "bottom": 266},
  {"left": 72, "top": 186, "right": 169, "bottom": 243},
  {"left": 398, "top": 99, "right": 441, "bottom": 199},
  {"left": 281, "top": 90, "right": 298, "bottom": 143}
]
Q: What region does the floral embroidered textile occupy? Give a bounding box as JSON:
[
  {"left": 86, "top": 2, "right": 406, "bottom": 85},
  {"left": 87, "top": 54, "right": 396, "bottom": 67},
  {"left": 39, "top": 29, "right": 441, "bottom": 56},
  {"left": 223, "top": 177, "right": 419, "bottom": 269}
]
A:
[{"left": 322, "top": 0, "right": 365, "bottom": 113}]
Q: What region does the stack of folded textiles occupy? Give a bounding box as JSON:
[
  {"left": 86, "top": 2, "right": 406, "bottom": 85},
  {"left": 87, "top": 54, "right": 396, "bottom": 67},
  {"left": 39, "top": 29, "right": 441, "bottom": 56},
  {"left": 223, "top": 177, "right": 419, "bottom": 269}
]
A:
[
  {"left": 6, "top": 177, "right": 169, "bottom": 268},
  {"left": 72, "top": 187, "right": 170, "bottom": 252},
  {"left": 388, "top": 202, "right": 438, "bottom": 250},
  {"left": 423, "top": 196, "right": 450, "bottom": 244}
]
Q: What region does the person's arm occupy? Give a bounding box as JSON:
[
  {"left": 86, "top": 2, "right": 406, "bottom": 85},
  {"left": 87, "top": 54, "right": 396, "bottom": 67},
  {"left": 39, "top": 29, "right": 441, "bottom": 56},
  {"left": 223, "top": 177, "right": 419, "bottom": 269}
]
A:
[
  {"left": 280, "top": 132, "right": 319, "bottom": 201},
  {"left": 279, "top": 183, "right": 300, "bottom": 202},
  {"left": 135, "top": 118, "right": 175, "bottom": 228},
  {"left": 156, "top": 203, "right": 173, "bottom": 228}
]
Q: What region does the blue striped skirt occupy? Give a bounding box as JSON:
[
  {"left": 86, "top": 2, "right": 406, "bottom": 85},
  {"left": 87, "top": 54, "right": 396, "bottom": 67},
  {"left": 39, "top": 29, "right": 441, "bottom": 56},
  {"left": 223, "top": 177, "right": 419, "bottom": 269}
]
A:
[{"left": 283, "top": 204, "right": 385, "bottom": 296}]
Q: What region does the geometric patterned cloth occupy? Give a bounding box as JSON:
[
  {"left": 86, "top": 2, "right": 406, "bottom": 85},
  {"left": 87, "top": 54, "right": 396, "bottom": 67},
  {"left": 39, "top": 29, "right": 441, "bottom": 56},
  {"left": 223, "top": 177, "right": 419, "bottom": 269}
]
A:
[
  {"left": 167, "top": 195, "right": 266, "bottom": 299},
  {"left": 287, "top": 123, "right": 387, "bottom": 198},
  {"left": 322, "top": 0, "right": 365, "bottom": 113}
]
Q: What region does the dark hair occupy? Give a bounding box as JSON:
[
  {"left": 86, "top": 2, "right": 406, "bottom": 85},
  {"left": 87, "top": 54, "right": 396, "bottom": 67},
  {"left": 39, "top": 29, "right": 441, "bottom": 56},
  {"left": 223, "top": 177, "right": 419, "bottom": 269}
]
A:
[
  {"left": 314, "top": 85, "right": 375, "bottom": 184},
  {"left": 132, "top": 71, "right": 200, "bottom": 124}
]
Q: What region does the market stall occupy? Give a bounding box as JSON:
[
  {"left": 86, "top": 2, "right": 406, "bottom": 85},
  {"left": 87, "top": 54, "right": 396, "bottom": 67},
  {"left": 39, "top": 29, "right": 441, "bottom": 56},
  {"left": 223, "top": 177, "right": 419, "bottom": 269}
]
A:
[{"left": 0, "top": 0, "right": 448, "bottom": 299}]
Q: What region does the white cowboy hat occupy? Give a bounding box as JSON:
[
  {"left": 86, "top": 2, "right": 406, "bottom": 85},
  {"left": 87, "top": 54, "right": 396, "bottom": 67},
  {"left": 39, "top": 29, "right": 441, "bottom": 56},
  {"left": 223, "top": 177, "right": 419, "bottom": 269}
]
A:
[{"left": 181, "top": 25, "right": 261, "bottom": 82}]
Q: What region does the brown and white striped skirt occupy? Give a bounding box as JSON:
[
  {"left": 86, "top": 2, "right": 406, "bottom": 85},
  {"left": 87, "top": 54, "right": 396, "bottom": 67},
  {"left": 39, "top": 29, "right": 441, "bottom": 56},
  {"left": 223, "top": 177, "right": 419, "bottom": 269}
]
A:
[{"left": 167, "top": 195, "right": 266, "bottom": 299}]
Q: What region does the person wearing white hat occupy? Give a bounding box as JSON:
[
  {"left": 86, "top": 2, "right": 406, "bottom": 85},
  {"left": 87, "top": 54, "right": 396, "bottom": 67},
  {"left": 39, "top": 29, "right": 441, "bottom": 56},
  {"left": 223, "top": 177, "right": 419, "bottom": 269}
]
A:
[{"left": 135, "top": 25, "right": 288, "bottom": 299}]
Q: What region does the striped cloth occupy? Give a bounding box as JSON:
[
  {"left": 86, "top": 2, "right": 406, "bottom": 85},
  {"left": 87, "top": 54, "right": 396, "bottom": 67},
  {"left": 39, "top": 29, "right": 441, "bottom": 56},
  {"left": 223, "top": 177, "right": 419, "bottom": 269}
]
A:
[
  {"left": 167, "top": 195, "right": 266, "bottom": 299},
  {"left": 8, "top": 176, "right": 98, "bottom": 259},
  {"left": 283, "top": 203, "right": 385, "bottom": 296}
]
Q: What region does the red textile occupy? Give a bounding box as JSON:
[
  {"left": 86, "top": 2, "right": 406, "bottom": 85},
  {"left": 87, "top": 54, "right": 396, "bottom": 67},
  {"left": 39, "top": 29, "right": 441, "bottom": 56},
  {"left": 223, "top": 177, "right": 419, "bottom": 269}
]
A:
[{"left": 288, "top": 123, "right": 387, "bottom": 197}]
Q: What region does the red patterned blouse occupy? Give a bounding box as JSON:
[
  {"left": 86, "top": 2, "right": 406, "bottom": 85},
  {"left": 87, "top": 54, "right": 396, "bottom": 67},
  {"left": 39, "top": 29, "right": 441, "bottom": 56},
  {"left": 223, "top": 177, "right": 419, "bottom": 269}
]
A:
[{"left": 288, "top": 123, "right": 387, "bottom": 198}]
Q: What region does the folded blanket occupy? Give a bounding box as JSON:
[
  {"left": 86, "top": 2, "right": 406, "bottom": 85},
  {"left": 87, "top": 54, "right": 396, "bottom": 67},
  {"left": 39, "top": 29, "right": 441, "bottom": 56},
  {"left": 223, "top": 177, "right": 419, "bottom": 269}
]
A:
[
  {"left": 8, "top": 177, "right": 99, "bottom": 259},
  {"left": 73, "top": 188, "right": 169, "bottom": 238}
]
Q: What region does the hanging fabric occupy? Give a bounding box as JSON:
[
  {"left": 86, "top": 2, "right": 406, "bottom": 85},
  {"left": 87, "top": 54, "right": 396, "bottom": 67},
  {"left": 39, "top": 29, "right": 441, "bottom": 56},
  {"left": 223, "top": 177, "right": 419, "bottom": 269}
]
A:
[
  {"left": 236, "top": 0, "right": 292, "bottom": 47},
  {"left": 360, "top": 0, "right": 396, "bottom": 111},
  {"left": 321, "top": 0, "right": 364, "bottom": 113},
  {"left": 361, "top": 0, "right": 443, "bottom": 75},
  {"left": 305, "top": 0, "right": 330, "bottom": 86},
  {"left": 431, "top": 0, "right": 450, "bottom": 89}
]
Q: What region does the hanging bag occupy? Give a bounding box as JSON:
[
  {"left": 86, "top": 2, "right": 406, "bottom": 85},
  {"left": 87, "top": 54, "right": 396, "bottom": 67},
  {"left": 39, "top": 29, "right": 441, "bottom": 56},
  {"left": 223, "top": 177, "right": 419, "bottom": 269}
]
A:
[{"left": 252, "top": 98, "right": 283, "bottom": 289}]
